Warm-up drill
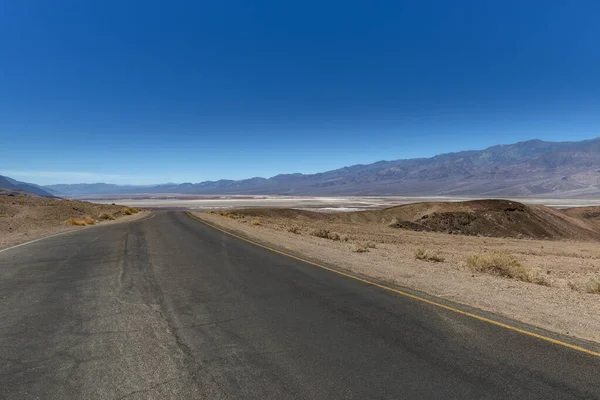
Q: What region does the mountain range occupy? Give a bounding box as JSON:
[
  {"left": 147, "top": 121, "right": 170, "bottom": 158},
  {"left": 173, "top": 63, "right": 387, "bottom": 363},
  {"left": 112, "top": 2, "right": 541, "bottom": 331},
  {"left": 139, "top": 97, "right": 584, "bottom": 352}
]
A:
[
  {"left": 0, "top": 175, "right": 55, "bottom": 197},
  {"left": 4, "top": 138, "right": 600, "bottom": 198}
]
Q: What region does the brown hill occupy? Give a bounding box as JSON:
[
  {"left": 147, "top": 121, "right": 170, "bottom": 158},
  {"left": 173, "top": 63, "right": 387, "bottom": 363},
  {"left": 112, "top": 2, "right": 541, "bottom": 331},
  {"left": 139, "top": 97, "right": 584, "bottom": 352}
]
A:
[
  {"left": 0, "top": 195, "right": 143, "bottom": 249},
  {"left": 229, "top": 200, "right": 600, "bottom": 241}
]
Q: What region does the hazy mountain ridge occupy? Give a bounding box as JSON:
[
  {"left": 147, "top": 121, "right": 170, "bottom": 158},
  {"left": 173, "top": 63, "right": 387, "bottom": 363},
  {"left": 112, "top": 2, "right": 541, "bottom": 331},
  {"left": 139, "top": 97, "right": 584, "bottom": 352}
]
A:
[
  {"left": 0, "top": 176, "right": 55, "bottom": 197},
  {"left": 29, "top": 137, "right": 600, "bottom": 197}
]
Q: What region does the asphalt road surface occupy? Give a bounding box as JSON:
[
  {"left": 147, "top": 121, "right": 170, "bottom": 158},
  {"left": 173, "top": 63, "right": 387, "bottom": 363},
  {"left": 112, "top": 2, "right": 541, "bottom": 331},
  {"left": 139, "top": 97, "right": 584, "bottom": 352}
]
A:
[{"left": 1, "top": 211, "right": 599, "bottom": 399}]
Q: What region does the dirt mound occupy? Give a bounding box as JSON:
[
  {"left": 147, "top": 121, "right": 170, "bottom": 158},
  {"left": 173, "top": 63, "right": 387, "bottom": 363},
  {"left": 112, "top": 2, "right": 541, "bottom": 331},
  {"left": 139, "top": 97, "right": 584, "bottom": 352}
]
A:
[
  {"left": 387, "top": 200, "right": 600, "bottom": 240},
  {"left": 563, "top": 206, "right": 600, "bottom": 221},
  {"left": 229, "top": 200, "right": 600, "bottom": 241}
]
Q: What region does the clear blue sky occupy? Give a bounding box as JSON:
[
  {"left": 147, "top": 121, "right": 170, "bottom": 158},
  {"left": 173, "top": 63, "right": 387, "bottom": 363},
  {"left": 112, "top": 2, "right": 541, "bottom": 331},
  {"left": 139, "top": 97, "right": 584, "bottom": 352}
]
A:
[{"left": 1, "top": 0, "right": 599, "bottom": 185}]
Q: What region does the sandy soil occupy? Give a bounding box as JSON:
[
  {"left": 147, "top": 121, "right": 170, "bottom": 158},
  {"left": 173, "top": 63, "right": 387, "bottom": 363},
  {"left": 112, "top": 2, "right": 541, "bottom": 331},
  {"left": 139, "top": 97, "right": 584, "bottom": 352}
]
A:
[
  {"left": 195, "top": 210, "right": 600, "bottom": 344},
  {"left": 0, "top": 195, "right": 148, "bottom": 250}
]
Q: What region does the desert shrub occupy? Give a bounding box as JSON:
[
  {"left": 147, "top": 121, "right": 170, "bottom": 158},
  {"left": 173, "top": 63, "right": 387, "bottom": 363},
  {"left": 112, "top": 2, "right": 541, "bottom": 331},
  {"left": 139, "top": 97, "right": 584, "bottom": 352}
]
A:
[
  {"left": 98, "top": 212, "right": 115, "bottom": 220},
  {"left": 310, "top": 229, "right": 341, "bottom": 240},
  {"left": 522, "top": 268, "right": 551, "bottom": 286},
  {"left": 250, "top": 219, "right": 262, "bottom": 226},
  {"left": 311, "top": 228, "right": 331, "bottom": 239},
  {"left": 365, "top": 242, "right": 377, "bottom": 249},
  {"left": 353, "top": 244, "right": 370, "bottom": 253},
  {"left": 328, "top": 232, "right": 341, "bottom": 241},
  {"left": 464, "top": 252, "right": 550, "bottom": 286},
  {"left": 587, "top": 279, "right": 600, "bottom": 294},
  {"left": 465, "top": 252, "right": 524, "bottom": 277},
  {"left": 123, "top": 208, "right": 133, "bottom": 215},
  {"left": 287, "top": 226, "right": 301, "bottom": 234},
  {"left": 219, "top": 211, "right": 227, "bottom": 216},
  {"left": 208, "top": 210, "right": 215, "bottom": 214},
  {"left": 414, "top": 247, "right": 445, "bottom": 262},
  {"left": 67, "top": 216, "right": 95, "bottom": 226}
]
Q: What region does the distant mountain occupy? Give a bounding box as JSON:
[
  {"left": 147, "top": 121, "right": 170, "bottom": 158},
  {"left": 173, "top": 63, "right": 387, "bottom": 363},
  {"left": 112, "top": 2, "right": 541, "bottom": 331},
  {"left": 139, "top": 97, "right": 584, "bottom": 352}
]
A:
[
  {"left": 0, "top": 175, "right": 55, "bottom": 197},
  {"left": 43, "top": 183, "right": 155, "bottom": 196},
  {"left": 42, "top": 138, "right": 600, "bottom": 198}
]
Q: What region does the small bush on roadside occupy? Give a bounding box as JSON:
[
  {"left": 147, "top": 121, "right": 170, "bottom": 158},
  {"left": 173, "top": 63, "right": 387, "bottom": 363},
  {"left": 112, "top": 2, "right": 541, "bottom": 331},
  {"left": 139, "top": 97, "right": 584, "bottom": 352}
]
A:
[
  {"left": 219, "top": 211, "right": 227, "bottom": 216},
  {"left": 98, "top": 213, "right": 115, "bottom": 220},
  {"left": 250, "top": 219, "right": 262, "bottom": 226},
  {"left": 208, "top": 210, "right": 215, "bottom": 214},
  {"left": 587, "top": 279, "right": 600, "bottom": 294},
  {"left": 414, "top": 247, "right": 444, "bottom": 262},
  {"left": 464, "top": 252, "right": 550, "bottom": 286},
  {"left": 310, "top": 229, "right": 341, "bottom": 241},
  {"left": 328, "top": 232, "right": 341, "bottom": 241},
  {"left": 465, "top": 252, "right": 524, "bottom": 278},
  {"left": 67, "top": 216, "right": 95, "bottom": 226},
  {"left": 287, "top": 226, "right": 301, "bottom": 234},
  {"left": 311, "top": 228, "right": 331, "bottom": 239},
  {"left": 365, "top": 242, "right": 377, "bottom": 249},
  {"left": 523, "top": 269, "right": 551, "bottom": 286},
  {"left": 353, "top": 244, "right": 370, "bottom": 253}
]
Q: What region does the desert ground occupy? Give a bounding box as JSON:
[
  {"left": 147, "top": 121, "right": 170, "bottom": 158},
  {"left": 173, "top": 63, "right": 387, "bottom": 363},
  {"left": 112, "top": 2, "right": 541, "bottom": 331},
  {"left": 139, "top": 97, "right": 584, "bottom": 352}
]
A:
[
  {"left": 0, "top": 195, "right": 147, "bottom": 249},
  {"left": 194, "top": 200, "right": 600, "bottom": 344}
]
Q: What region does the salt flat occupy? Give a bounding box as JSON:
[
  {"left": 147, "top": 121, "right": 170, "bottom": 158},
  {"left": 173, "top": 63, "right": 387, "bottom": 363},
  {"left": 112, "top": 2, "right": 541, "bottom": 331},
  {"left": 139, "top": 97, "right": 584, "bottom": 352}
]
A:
[{"left": 78, "top": 194, "right": 600, "bottom": 210}]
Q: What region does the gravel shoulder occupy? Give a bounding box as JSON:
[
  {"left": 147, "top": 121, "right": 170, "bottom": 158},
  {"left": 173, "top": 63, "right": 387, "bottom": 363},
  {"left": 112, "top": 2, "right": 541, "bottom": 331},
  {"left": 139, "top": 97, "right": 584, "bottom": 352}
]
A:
[
  {"left": 0, "top": 195, "right": 149, "bottom": 250},
  {"left": 194, "top": 211, "right": 600, "bottom": 344}
]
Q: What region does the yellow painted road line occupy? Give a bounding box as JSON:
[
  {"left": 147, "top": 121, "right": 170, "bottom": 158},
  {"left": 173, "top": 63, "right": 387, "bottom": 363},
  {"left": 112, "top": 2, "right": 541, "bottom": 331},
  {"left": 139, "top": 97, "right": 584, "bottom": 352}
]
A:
[{"left": 187, "top": 212, "right": 600, "bottom": 359}]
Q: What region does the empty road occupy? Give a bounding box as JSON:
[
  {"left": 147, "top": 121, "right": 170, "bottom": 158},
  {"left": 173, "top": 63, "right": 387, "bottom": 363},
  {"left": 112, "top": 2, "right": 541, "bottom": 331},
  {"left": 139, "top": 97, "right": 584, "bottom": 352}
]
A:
[{"left": 1, "top": 211, "right": 599, "bottom": 399}]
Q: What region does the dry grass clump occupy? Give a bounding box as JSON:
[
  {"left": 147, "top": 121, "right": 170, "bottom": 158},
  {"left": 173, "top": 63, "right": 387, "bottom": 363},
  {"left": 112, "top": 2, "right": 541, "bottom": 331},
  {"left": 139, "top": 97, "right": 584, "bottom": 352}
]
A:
[
  {"left": 287, "top": 226, "right": 301, "bottom": 234},
  {"left": 310, "top": 228, "right": 341, "bottom": 241},
  {"left": 353, "top": 244, "right": 370, "bottom": 253},
  {"left": 414, "top": 247, "right": 445, "bottom": 263},
  {"left": 464, "top": 252, "right": 550, "bottom": 286},
  {"left": 311, "top": 228, "right": 331, "bottom": 238},
  {"left": 208, "top": 210, "right": 215, "bottom": 214},
  {"left": 217, "top": 210, "right": 244, "bottom": 219},
  {"left": 353, "top": 242, "right": 377, "bottom": 253},
  {"left": 98, "top": 212, "right": 115, "bottom": 220},
  {"left": 465, "top": 252, "right": 524, "bottom": 277},
  {"left": 122, "top": 207, "right": 140, "bottom": 216},
  {"left": 587, "top": 279, "right": 600, "bottom": 294},
  {"left": 250, "top": 219, "right": 262, "bottom": 226},
  {"left": 67, "top": 216, "right": 96, "bottom": 226}
]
